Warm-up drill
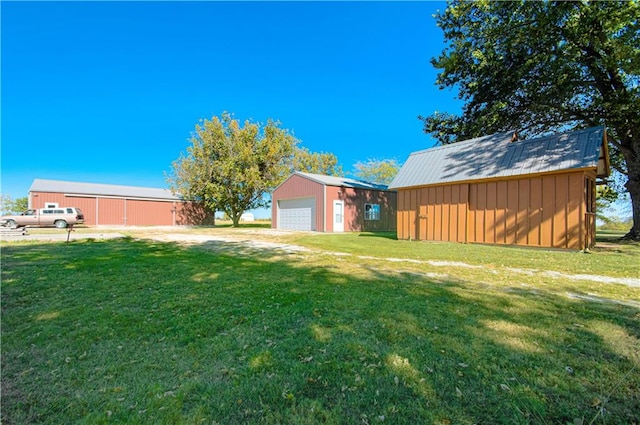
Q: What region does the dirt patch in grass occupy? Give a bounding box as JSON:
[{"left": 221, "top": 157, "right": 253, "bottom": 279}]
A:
[
  {"left": 136, "top": 230, "right": 640, "bottom": 289},
  {"left": 142, "top": 232, "right": 310, "bottom": 255}
]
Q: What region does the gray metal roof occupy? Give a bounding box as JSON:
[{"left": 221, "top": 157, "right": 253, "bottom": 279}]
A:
[
  {"left": 389, "top": 127, "right": 609, "bottom": 189},
  {"left": 30, "top": 179, "right": 181, "bottom": 200},
  {"left": 295, "top": 172, "right": 390, "bottom": 191}
]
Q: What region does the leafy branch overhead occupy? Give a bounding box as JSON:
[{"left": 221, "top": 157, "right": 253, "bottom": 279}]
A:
[{"left": 421, "top": 0, "right": 640, "bottom": 239}]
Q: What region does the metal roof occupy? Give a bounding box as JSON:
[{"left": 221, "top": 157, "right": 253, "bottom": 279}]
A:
[
  {"left": 294, "top": 172, "right": 390, "bottom": 191},
  {"left": 29, "top": 179, "right": 182, "bottom": 200},
  {"left": 389, "top": 127, "right": 609, "bottom": 189}
]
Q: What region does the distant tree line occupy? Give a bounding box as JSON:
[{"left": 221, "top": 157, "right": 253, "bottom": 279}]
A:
[{"left": 0, "top": 195, "right": 28, "bottom": 215}]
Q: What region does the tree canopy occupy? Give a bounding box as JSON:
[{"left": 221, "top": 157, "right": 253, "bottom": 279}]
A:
[
  {"left": 168, "top": 113, "right": 298, "bottom": 227},
  {"left": 0, "top": 195, "right": 28, "bottom": 215},
  {"left": 293, "top": 147, "right": 343, "bottom": 176},
  {"left": 353, "top": 158, "right": 401, "bottom": 186},
  {"left": 421, "top": 0, "right": 640, "bottom": 239}
]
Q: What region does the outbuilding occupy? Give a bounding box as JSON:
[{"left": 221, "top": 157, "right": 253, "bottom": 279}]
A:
[
  {"left": 28, "top": 179, "right": 211, "bottom": 226},
  {"left": 271, "top": 172, "right": 397, "bottom": 232},
  {"left": 389, "top": 127, "right": 610, "bottom": 250}
]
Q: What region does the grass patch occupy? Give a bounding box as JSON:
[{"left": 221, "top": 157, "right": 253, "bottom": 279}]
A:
[
  {"left": 2, "top": 236, "right": 639, "bottom": 424},
  {"left": 596, "top": 229, "right": 630, "bottom": 243},
  {"left": 288, "top": 231, "right": 640, "bottom": 278}
]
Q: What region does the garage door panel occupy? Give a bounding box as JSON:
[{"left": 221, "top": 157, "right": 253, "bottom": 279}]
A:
[{"left": 278, "top": 198, "right": 316, "bottom": 231}]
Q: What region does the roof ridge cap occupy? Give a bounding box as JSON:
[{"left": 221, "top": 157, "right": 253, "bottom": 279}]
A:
[
  {"left": 30, "top": 178, "right": 171, "bottom": 191},
  {"left": 517, "top": 126, "right": 605, "bottom": 144},
  {"left": 409, "top": 131, "right": 515, "bottom": 156}
]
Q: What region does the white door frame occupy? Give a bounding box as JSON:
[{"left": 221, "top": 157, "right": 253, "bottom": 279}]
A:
[{"left": 333, "top": 200, "right": 344, "bottom": 232}]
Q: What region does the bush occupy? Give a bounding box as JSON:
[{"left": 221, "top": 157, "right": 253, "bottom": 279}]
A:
[{"left": 597, "top": 217, "right": 633, "bottom": 231}]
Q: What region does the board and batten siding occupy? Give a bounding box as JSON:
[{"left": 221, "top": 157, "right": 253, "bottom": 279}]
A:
[
  {"left": 396, "top": 170, "right": 595, "bottom": 249},
  {"left": 271, "top": 174, "right": 325, "bottom": 231}
]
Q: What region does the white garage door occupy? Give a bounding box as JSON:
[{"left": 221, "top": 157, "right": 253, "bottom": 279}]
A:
[{"left": 278, "top": 198, "right": 316, "bottom": 231}]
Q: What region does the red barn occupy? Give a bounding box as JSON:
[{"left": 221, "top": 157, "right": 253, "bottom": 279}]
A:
[
  {"left": 28, "top": 179, "right": 210, "bottom": 226},
  {"left": 271, "top": 172, "right": 397, "bottom": 232}
]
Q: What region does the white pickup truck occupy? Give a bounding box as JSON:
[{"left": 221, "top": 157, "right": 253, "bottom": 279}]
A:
[{"left": 1, "top": 207, "right": 85, "bottom": 229}]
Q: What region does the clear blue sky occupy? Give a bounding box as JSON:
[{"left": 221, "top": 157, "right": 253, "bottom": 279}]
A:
[{"left": 1, "top": 1, "right": 461, "bottom": 215}]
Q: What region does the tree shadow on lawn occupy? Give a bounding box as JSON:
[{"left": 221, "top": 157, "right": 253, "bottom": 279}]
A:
[
  {"left": 357, "top": 232, "right": 398, "bottom": 240},
  {"left": 1, "top": 239, "right": 638, "bottom": 425}
]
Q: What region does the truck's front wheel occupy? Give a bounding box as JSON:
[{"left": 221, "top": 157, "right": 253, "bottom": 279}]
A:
[
  {"left": 54, "top": 220, "right": 68, "bottom": 229},
  {"left": 4, "top": 219, "right": 17, "bottom": 228}
]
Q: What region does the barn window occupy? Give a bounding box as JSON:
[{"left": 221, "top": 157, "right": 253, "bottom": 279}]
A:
[{"left": 365, "top": 203, "right": 381, "bottom": 220}]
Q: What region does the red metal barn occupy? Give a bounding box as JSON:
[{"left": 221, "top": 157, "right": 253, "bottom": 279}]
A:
[
  {"left": 28, "top": 179, "right": 211, "bottom": 226},
  {"left": 271, "top": 172, "right": 397, "bottom": 232},
  {"left": 389, "top": 127, "right": 611, "bottom": 250}
]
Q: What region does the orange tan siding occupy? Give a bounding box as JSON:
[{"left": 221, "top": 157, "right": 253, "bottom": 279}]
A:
[
  {"left": 398, "top": 183, "right": 469, "bottom": 243},
  {"left": 396, "top": 170, "right": 594, "bottom": 249}
]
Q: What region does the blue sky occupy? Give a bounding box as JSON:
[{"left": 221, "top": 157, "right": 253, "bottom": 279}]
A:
[{"left": 1, "top": 1, "right": 460, "bottom": 216}]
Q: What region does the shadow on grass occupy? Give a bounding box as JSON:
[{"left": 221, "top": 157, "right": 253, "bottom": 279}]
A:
[
  {"left": 1, "top": 238, "right": 638, "bottom": 425},
  {"left": 210, "top": 222, "right": 272, "bottom": 229},
  {"left": 596, "top": 229, "right": 638, "bottom": 244},
  {"left": 357, "top": 232, "right": 398, "bottom": 240}
]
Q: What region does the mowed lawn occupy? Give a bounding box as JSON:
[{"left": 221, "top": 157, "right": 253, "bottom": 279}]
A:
[{"left": 1, "top": 230, "right": 639, "bottom": 424}]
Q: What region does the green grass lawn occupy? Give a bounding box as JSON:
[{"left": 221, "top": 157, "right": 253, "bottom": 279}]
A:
[{"left": 2, "top": 232, "right": 639, "bottom": 424}]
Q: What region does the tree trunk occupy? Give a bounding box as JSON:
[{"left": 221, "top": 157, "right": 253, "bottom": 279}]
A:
[
  {"left": 618, "top": 132, "right": 640, "bottom": 241},
  {"left": 623, "top": 172, "right": 640, "bottom": 241},
  {"left": 231, "top": 212, "right": 241, "bottom": 228}
]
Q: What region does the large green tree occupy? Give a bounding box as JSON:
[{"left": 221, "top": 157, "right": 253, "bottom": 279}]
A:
[
  {"left": 293, "top": 147, "right": 343, "bottom": 176},
  {"left": 421, "top": 0, "right": 640, "bottom": 239},
  {"left": 168, "top": 113, "right": 299, "bottom": 227},
  {"left": 353, "top": 158, "right": 401, "bottom": 186}
]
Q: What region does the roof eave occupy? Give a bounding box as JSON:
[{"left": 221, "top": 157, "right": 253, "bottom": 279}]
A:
[{"left": 598, "top": 130, "right": 612, "bottom": 179}]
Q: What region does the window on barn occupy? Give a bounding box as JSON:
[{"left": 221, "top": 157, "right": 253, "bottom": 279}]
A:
[{"left": 365, "top": 203, "right": 381, "bottom": 220}]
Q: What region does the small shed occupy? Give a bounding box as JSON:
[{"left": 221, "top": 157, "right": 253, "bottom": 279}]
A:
[
  {"left": 29, "top": 179, "right": 211, "bottom": 226},
  {"left": 389, "top": 127, "right": 610, "bottom": 250},
  {"left": 271, "top": 172, "right": 397, "bottom": 232}
]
